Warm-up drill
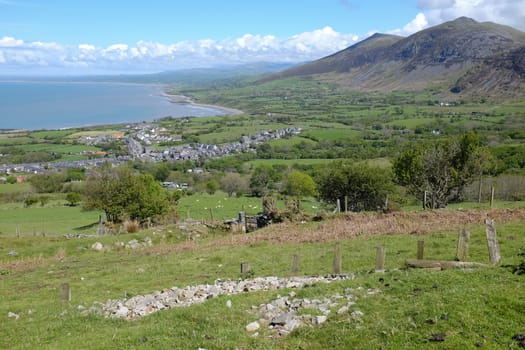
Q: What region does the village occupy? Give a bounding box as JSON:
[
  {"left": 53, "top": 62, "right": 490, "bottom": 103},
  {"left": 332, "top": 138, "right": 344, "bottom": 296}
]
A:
[{"left": 0, "top": 123, "right": 302, "bottom": 175}]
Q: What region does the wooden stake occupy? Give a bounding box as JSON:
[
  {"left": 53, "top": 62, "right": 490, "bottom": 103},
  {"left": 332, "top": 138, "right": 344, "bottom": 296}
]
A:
[
  {"left": 333, "top": 242, "right": 341, "bottom": 274},
  {"left": 485, "top": 219, "right": 501, "bottom": 264},
  {"left": 241, "top": 262, "right": 251, "bottom": 277},
  {"left": 456, "top": 229, "right": 470, "bottom": 262},
  {"left": 417, "top": 240, "right": 424, "bottom": 260},
  {"left": 490, "top": 186, "right": 495, "bottom": 208},
  {"left": 61, "top": 283, "right": 71, "bottom": 301},
  {"left": 375, "top": 246, "right": 386, "bottom": 272},
  {"left": 291, "top": 254, "right": 299, "bottom": 276}
]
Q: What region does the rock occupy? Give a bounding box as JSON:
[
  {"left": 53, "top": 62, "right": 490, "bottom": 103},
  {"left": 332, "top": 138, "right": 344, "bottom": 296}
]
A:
[
  {"left": 143, "top": 237, "right": 152, "bottom": 246},
  {"left": 91, "top": 242, "right": 104, "bottom": 251},
  {"left": 430, "top": 333, "right": 446, "bottom": 342},
  {"left": 512, "top": 334, "right": 525, "bottom": 348},
  {"left": 8, "top": 250, "right": 18, "bottom": 256},
  {"left": 313, "top": 315, "right": 327, "bottom": 325},
  {"left": 337, "top": 306, "right": 349, "bottom": 314},
  {"left": 126, "top": 239, "right": 141, "bottom": 249},
  {"left": 226, "top": 300, "right": 232, "bottom": 308},
  {"left": 245, "top": 321, "right": 260, "bottom": 332},
  {"left": 284, "top": 318, "right": 303, "bottom": 332},
  {"left": 113, "top": 306, "right": 129, "bottom": 318},
  {"left": 270, "top": 313, "right": 293, "bottom": 326},
  {"left": 351, "top": 310, "right": 364, "bottom": 317},
  {"left": 7, "top": 311, "right": 19, "bottom": 320}
]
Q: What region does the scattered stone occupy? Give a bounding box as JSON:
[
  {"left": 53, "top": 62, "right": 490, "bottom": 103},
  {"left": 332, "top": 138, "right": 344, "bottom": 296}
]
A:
[
  {"left": 313, "top": 315, "right": 327, "bottom": 325},
  {"left": 245, "top": 321, "right": 260, "bottom": 332},
  {"left": 91, "top": 242, "right": 104, "bottom": 251},
  {"left": 337, "top": 306, "right": 349, "bottom": 314},
  {"left": 350, "top": 310, "right": 364, "bottom": 317},
  {"left": 513, "top": 334, "right": 525, "bottom": 348},
  {"left": 126, "top": 239, "right": 141, "bottom": 249},
  {"left": 430, "top": 333, "right": 447, "bottom": 342},
  {"left": 270, "top": 313, "right": 293, "bottom": 326},
  {"left": 7, "top": 311, "right": 19, "bottom": 320},
  {"left": 90, "top": 274, "right": 355, "bottom": 320},
  {"left": 226, "top": 300, "right": 232, "bottom": 308},
  {"left": 143, "top": 237, "right": 152, "bottom": 247},
  {"left": 8, "top": 250, "right": 17, "bottom": 256}
]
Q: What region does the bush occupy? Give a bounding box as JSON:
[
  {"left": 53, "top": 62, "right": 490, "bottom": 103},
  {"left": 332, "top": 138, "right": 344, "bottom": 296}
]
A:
[
  {"left": 24, "top": 196, "right": 39, "bottom": 207},
  {"left": 123, "top": 220, "right": 140, "bottom": 233}
]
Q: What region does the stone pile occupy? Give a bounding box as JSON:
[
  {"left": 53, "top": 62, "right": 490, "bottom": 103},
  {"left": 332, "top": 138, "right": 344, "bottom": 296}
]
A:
[
  {"left": 246, "top": 289, "right": 369, "bottom": 337},
  {"left": 88, "top": 237, "right": 153, "bottom": 252},
  {"left": 90, "top": 274, "right": 354, "bottom": 320}
]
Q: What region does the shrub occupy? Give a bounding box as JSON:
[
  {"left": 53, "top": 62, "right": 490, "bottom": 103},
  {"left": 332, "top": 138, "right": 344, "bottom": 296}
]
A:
[{"left": 124, "top": 220, "right": 140, "bottom": 233}]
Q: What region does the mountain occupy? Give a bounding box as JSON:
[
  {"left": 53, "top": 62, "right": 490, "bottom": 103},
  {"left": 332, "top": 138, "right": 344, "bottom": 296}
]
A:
[
  {"left": 6, "top": 62, "right": 298, "bottom": 86},
  {"left": 267, "top": 17, "right": 525, "bottom": 96}
]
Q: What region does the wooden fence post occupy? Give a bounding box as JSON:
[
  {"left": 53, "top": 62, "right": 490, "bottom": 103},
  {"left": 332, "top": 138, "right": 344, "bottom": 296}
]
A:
[
  {"left": 376, "top": 246, "right": 386, "bottom": 272},
  {"left": 417, "top": 240, "right": 424, "bottom": 260},
  {"left": 333, "top": 242, "right": 342, "bottom": 274},
  {"left": 241, "top": 262, "right": 251, "bottom": 277},
  {"left": 344, "top": 196, "right": 348, "bottom": 213},
  {"left": 456, "top": 229, "right": 470, "bottom": 262},
  {"left": 490, "top": 186, "right": 495, "bottom": 208},
  {"left": 291, "top": 254, "right": 299, "bottom": 276},
  {"left": 485, "top": 219, "right": 501, "bottom": 264},
  {"left": 61, "top": 283, "right": 71, "bottom": 301},
  {"left": 336, "top": 199, "right": 341, "bottom": 213}
]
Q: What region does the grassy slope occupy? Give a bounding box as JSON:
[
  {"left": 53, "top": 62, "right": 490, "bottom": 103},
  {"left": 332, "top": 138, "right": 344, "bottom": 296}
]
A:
[{"left": 1, "top": 208, "right": 524, "bottom": 349}]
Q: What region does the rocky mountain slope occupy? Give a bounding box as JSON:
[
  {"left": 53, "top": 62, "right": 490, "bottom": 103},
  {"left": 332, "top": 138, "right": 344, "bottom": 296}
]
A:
[{"left": 268, "top": 17, "right": 525, "bottom": 96}]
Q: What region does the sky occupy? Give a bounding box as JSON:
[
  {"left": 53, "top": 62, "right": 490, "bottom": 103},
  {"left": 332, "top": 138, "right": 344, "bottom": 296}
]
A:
[{"left": 0, "top": 0, "right": 524, "bottom": 75}]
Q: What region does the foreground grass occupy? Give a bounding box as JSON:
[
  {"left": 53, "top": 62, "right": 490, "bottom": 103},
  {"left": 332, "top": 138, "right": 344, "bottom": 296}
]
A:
[{"left": 1, "top": 209, "right": 524, "bottom": 349}]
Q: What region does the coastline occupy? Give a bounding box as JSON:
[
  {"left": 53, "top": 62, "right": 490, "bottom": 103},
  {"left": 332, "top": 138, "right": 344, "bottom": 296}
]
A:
[{"left": 163, "top": 93, "right": 243, "bottom": 116}]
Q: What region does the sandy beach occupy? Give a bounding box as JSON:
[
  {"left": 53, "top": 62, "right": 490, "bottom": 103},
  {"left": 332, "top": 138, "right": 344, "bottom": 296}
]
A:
[{"left": 164, "top": 93, "right": 243, "bottom": 116}]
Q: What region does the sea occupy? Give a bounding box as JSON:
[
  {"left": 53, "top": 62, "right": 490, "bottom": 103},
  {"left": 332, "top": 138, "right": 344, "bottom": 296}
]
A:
[{"left": 0, "top": 81, "right": 228, "bottom": 130}]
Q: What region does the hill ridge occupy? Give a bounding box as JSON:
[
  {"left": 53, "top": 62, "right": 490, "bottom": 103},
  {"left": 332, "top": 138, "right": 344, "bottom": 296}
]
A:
[{"left": 267, "top": 17, "right": 525, "bottom": 96}]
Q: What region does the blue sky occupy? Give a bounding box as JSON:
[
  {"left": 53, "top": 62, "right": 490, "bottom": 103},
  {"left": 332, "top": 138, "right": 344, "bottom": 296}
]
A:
[{"left": 0, "top": 0, "right": 524, "bottom": 75}]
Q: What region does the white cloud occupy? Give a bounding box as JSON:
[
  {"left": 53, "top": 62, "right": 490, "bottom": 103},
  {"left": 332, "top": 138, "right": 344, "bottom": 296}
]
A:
[
  {"left": 0, "top": 27, "right": 360, "bottom": 75},
  {"left": 0, "top": 36, "right": 24, "bottom": 47},
  {"left": 390, "top": 13, "right": 429, "bottom": 35},
  {"left": 416, "top": 0, "right": 525, "bottom": 30},
  {"left": 78, "top": 44, "right": 95, "bottom": 51}
]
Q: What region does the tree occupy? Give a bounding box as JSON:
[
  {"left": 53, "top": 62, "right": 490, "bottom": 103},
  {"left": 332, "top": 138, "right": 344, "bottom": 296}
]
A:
[
  {"left": 393, "top": 132, "right": 488, "bottom": 208},
  {"left": 65, "top": 192, "right": 82, "bottom": 206},
  {"left": 220, "top": 173, "right": 249, "bottom": 197},
  {"left": 249, "top": 165, "right": 281, "bottom": 197},
  {"left": 29, "top": 172, "right": 64, "bottom": 193},
  {"left": 317, "top": 160, "right": 395, "bottom": 212},
  {"left": 205, "top": 179, "right": 219, "bottom": 195},
  {"left": 65, "top": 168, "right": 86, "bottom": 182},
  {"left": 284, "top": 170, "right": 317, "bottom": 199},
  {"left": 83, "top": 164, "right": 170, "bottom": 223}
]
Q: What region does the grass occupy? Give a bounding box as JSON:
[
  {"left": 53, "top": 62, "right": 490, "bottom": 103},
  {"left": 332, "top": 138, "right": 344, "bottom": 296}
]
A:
[
  {"left": 0, "top": 201, "right": 102, "bottom": 236},
  {"left": 177, "top": 191, "right": 324, "bottom": 221},
  {"left": 0, "top": 210, "right": 524, "bottom": 349}
]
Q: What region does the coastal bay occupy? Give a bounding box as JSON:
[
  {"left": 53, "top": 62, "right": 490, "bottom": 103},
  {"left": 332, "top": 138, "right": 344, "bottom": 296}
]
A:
[{"left": 0, "top": 81, "right": 235, "bottom": 130}]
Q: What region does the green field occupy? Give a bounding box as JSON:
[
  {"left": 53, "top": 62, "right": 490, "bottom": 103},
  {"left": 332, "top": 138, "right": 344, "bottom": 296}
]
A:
[
  {"left": 1, "top": 211, "right": 524, "bottom": 349},
  {"left": 177, "top": 191, "right": 323, "bottom": 221},
  {"left": 0, "top": 202, "right": 102, "bottom": 236}
]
